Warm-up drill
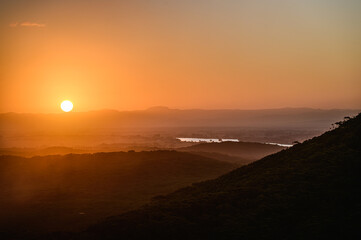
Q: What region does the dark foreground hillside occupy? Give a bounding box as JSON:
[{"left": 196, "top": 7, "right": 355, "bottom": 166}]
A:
[
  {"left": 69, "top": 114, "right": 361, "bottom": 240},
  {"left": 0, "top": 151, "right": 236, "bottom": 238}
]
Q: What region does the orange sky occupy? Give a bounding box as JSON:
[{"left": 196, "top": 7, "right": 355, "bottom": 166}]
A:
[{"left": 0, "top": 0, "right": 360, "bottom": 113}]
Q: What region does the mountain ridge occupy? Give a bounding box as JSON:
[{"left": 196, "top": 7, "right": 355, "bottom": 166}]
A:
[{"left": 1, "top": 108, "right": 358, "bottom": 132}]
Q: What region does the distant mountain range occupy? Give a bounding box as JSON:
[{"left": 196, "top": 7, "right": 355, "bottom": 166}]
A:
[
  {"left": 67, "top": 114, "right": 361, "bottom": 239},
  {"left": 1, "top": 108, "right": 358, "bottom": 148},
  {"left": 1, "top": 107, "right": 359, "bottom": 132}
]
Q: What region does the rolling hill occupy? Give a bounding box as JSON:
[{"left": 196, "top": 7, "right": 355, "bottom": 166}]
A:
[
  {"left": 0, "top": 146, "right": 90, "bottom": 157},
  {"left": 71, "top": 114, "right": 361, "bottom": 240},
  {"left": 0, "top": 151, "right": 237, "bottom": 238},
  {"left": 178, "top": 141, "right": 285, "bottom": 164}
]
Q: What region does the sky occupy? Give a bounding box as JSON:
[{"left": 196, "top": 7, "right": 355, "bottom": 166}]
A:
[{"left": 0, "top": 0, "right": 360, "bottom": 113}]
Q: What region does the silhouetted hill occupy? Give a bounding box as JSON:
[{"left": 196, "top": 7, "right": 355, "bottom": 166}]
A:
[
  {"left": 0, "top": 151, "right": 236, "bottom": 238},
  {"left": 178, "top": 141, "right": 285, "bottom": 164},
  {"left": 145, "top": 106, "right": 171, "bottom": 112},
  {"left": 74, "top": 114, "right": 361, "bottom": 240},
  {"left": 0, "top": 146, "right": 90, "bottom": 157},
  {"left": 183, "top": 151, "right": 250, "bottom": 165},
  {"left": 0, "top": 145, "right": 163, "bottom": 158}
]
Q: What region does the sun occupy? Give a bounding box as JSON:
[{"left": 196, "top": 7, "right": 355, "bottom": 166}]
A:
[{"left": 61, "top": 100, "right": 73, "bottom": 112}]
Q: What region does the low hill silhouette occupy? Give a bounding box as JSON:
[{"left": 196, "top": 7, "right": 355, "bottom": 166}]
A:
[
  {"left": 72, "top": 114, "right": 361, "bottom": 239},
  {"left": 0, "top": 146, "right": 90, "bottom": 157},
  {"left": 0, "top": 151, "right": 236, "bottom": 238},
  {"left": 0, "top": 141, "right": 284, "bottom": 163},
  {"left": 178, "top": 141, "right": 285, "bottom": 164}
]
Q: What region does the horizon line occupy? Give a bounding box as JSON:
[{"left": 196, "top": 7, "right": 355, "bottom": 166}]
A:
[{"left": 1, "top": 106, "right": 360, "bottom": 115}]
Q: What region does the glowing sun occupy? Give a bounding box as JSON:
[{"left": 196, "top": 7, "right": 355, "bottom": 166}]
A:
[{"left": 61, "top": 100, "right": 73, "bottom": 112}]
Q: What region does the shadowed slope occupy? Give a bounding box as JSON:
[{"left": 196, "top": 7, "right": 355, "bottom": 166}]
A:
[{"left": 75, "top": 114, "right": 361, "bottom": 240}]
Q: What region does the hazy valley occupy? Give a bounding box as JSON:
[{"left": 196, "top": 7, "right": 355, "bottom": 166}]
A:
[
  {"left": 0, "top": 110, "right": 360, "bottom": 239},
  {"left": 56, "top": 113, "right": 361, "bottom": 240}
]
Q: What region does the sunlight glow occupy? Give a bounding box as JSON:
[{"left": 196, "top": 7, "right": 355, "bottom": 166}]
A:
[{"left": 61, "top": 100, "right": 73, "bottom": 112}]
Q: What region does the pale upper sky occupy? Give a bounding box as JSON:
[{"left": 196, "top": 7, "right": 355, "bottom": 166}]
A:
[{"left": 0, "top": 0, "right": 360, "bottom": 113}]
